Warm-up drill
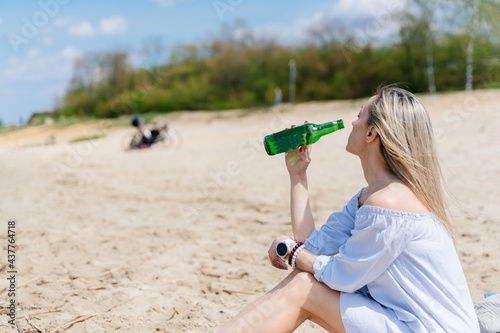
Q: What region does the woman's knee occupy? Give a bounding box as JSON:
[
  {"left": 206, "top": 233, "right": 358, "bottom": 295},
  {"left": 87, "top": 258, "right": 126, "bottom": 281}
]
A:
[{"left": 286, "top": 271, "right": 319, "bottom": 299}]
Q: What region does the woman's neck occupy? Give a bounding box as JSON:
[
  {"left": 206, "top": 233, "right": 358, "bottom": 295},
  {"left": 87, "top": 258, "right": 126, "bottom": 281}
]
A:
[{"left": 359, "top": 148, "right": 397, "bottom": 192}]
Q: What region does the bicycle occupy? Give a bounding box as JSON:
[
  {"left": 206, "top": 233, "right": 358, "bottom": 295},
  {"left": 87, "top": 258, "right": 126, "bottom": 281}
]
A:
[{"left": 122, "top": 123, "right": 181, "bottom": 151}]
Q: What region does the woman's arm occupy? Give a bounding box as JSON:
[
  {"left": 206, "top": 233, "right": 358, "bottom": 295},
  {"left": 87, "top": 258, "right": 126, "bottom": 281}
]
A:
[
  {"left": 286, "top": 146, "right": 315, "bottom": 242},
  {"left": 289, "top": 172, "right": 315, "bottom": 242}
]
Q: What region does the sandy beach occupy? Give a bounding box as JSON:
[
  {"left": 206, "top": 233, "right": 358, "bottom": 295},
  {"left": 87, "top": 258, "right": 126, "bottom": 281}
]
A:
[{"left": 0, "top": 89, "right": 499, "bottom": 332}]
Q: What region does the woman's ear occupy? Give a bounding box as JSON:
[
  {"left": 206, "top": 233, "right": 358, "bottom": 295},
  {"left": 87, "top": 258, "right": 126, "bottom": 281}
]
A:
[{"left": 366, "top": 126, "right": 378, "bottom": 143}]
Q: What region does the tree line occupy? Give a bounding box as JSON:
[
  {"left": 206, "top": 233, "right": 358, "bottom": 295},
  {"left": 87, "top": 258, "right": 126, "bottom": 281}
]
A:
[{"left": 40, "top": 0, "right": 500, "bottom": 121}]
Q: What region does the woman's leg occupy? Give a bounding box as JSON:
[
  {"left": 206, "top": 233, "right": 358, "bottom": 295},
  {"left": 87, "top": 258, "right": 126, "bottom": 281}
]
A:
[{"left": 215, "top": 270, "right": 346, "bottom": 333}]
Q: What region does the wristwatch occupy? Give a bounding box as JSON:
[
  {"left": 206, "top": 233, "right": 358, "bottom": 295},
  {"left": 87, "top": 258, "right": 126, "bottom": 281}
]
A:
[{"left": 276, "top": 238, "right": 295, "bottom": 258}]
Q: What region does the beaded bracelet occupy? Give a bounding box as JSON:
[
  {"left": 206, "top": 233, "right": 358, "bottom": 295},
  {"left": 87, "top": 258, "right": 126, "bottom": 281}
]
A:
[
  {"left": 288, "top": 242, "right": 304, "bottom": 266},
  {"left": 291, "top": 244, "right": 305, "bottom": 270}
]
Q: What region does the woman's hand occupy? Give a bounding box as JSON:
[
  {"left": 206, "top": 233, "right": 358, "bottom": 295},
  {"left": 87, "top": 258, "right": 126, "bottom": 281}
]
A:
[
  {"left": 285, "top": 145, "right": 312, "bottom": 176},
  {"left": 268, "top": 235, "right": 294, "bottom": 270}
]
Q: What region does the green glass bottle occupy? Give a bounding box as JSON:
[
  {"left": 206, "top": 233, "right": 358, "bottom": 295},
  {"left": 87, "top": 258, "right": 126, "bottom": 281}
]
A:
[{"left": 263, "top": 120, "right": 344, "bottom": 155}]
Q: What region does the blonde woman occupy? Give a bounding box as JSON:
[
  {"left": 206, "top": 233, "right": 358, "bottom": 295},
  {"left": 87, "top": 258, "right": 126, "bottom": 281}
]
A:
[{"left": 216, "top": 86, "right": 479, "bottom": 332}]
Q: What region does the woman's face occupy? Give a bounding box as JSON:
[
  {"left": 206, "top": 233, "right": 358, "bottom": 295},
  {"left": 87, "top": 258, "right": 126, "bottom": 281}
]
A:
[{"left": 346, "top": 96, "right": 376, "bottom": 155}]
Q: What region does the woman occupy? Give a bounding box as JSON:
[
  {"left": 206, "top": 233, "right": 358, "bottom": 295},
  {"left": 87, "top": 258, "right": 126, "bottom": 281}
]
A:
[{"left": 216, "top": 86, "right": 479, "bottom": 332}]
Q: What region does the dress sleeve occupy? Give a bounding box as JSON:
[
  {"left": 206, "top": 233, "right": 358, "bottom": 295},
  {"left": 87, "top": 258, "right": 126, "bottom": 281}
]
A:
[
  {"left": 312, "top": 208, "right": 410, "bottom": 293},
  {"left": 304, "top": 191, "right": 359, "bottom": 256}
]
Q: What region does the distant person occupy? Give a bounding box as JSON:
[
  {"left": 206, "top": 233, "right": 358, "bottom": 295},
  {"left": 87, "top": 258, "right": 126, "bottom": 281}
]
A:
[
  {"left": 216, "top": 86, "right": 479, "bottom": 332},
  {"left": 274, "top": 87, "right": 283, "bottom": 105},
  {"left": 131, "top": 114, "right": 153, "bottom": 148}
]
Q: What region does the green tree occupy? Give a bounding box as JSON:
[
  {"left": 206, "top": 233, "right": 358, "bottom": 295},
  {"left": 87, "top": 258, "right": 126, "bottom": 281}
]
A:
[
  {"left": 447, "top": 0, "right": 500, "bottom": 90},
  {"left": 52, "top": 18, "right": 500, "bottom": 121},
  {"left": 406, "top": 0, "right": 440, "bottom": 93}
]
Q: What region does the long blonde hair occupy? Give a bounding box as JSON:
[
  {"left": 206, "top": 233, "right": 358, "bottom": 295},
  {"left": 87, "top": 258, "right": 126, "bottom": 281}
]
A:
[{"left": 368, "top": 86, "right": 452, "bottom": 235}]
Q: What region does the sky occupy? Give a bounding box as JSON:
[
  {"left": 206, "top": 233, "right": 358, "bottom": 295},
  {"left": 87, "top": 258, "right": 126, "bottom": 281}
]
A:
[{"left": 0, "top": 0, "right": 403, "bottom": 126}]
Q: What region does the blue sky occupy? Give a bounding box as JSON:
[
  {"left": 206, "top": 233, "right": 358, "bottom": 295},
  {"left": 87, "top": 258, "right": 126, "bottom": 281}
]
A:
[{"left": 0, "top": 0, "right": 400, "bottom": 125}]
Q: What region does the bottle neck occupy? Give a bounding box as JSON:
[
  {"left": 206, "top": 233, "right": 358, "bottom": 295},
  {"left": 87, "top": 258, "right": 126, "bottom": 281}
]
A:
[{"left": 314, "top": 121, "right": 340, "bottom": 136}]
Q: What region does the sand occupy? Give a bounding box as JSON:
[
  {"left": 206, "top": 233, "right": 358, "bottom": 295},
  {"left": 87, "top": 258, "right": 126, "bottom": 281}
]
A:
[{"left": 0, "top": 89, "right": 499, "bottom": 332}]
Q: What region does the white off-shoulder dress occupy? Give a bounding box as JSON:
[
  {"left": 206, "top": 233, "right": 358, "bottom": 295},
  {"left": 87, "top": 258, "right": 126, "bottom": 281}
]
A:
[{"left": 304, "top": 190, "right": 480, "bottom": 333}]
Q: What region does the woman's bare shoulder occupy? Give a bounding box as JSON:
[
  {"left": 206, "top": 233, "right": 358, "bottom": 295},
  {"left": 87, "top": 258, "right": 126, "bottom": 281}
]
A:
[{"left": 364, "top": 183, "right": 430, "bottom": 214}]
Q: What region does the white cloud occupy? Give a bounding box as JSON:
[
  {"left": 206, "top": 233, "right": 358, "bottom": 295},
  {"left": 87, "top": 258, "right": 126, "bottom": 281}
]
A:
[
  {"left": 99, "top": 16, "right": 127, "bottom": 35},
  {"left": 69, "top": 20, "right": 96, "bottom": 37},
  {"left": 1, "top": 57, "right": 27, "bottom": 81},
  {"left": 61, "top": 46, "right": 83, "bottom": 61},
  {"left": 211, "top": 0, "right": 407, "bottom": 47},
  {"left": 42, "top": 36, "right": 55, "bottom": 46},
  {"left": 250, "top": 24, "right": 307, "bottom": 46},
  {"left": 332, "top": 0, "right": 378, "bottom": 18},
  {"left": 258, "top": 0, "right": 407, "bottom": 46},
  {"left": 151, "top": 0, "right": 176, "bottom": 8},
  {"left": 65, "top": 17, "right": 127, "bottom": 37},
  {"left": 1, "top": 47, "right": 82, "bottom": 84},
  {"left": 151, "top": 0, "right": 190, "bottom": 8},
  {"left": 333, "top": 0, "right": 406, "bottom": 26},
  {"left": 28, "top": 49, "right": 41, "bottom": 58}
]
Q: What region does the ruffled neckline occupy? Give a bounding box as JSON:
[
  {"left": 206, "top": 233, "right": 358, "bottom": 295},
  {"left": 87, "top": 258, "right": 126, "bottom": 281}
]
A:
[{"left": 353, "top": 187, "right": 437, "bottom": 220}]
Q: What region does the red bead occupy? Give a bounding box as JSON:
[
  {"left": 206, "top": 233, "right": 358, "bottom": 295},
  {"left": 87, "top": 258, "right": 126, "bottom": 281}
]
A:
[{"left": 288, "top": 242, "right": 303, "bottom": 265}]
